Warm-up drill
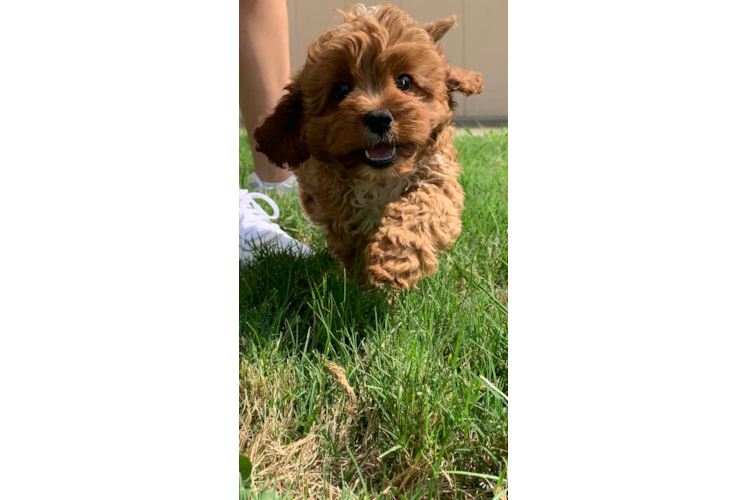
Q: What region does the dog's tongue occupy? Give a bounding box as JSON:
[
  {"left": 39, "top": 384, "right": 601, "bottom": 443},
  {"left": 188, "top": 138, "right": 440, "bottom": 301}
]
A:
[{"left": 367, "top": 144, "right": 394, "bottom": 159}]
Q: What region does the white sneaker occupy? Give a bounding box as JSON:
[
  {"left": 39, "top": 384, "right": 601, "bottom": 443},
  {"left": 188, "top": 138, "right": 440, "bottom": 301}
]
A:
[
  {"left": 247, "top": 172, "right": 297, "bottom": 195},
  {"left": 239, "top": 189, "right": 314, "bottom": 262}
]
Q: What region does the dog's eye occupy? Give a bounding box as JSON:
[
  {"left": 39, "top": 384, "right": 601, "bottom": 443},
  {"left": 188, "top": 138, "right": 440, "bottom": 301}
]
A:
[
  {"left": 332, "top": 82, "right": 352, "bottom": 101},
  {"left": 396, "top": 74, "right": 413, "bottom": 92}
]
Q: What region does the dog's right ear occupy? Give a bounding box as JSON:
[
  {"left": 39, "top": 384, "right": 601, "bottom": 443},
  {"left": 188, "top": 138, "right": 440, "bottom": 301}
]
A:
[
  {"left": 253, "top": 82, "right": 308, "bottom": 169},
  {"left": 446, "top": 65, "right": 484, "bottom": 96},
  {"left": 421, "top": 15, "right": 456, "bottom": 43}
]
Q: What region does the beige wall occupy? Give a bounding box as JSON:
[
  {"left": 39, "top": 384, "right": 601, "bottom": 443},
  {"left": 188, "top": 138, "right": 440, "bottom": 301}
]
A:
[{"left": 285, "top": 0, "right": 507, "bottom": 119}]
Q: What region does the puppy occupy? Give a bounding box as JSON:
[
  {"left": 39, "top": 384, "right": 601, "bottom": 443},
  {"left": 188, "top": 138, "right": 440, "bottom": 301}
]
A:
[{"left": 254, "top": 3, "right": 482, "bottom": 289}]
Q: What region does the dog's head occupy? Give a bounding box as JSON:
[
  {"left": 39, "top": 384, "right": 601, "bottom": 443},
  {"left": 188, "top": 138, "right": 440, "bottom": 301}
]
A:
[{"left": 254, "top": 3, "right": 483, "bottom": 180}]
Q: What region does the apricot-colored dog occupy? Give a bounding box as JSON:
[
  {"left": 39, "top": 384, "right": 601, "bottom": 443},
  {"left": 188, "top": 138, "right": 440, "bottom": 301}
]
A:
[{"left": 254, "top": 3, "right": 482, "bottom": 289}]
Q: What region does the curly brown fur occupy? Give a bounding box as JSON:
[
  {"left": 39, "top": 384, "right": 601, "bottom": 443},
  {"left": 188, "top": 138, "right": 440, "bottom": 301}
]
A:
[{"left": 254, "top": 3, "right": 482, "bottom": 289}]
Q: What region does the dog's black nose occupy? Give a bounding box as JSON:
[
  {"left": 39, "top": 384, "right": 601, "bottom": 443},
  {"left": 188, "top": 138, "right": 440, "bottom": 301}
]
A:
[{"left": 364, "top": 109, "right": 394, "bottom": 135}]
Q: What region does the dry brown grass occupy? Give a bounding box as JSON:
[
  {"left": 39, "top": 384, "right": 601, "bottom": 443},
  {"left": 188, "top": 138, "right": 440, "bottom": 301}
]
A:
[{"left": 240, "top": 358, "right": 505, "bottom": 499}]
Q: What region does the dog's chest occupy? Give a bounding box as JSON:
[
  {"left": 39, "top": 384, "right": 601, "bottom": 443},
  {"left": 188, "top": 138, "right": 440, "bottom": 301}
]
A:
[{"left": 341, "top": 177, "right": 412, "bottom": 237}]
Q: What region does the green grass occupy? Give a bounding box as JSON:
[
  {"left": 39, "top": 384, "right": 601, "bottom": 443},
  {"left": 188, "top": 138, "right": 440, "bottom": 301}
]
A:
[{"left": 239, "top": 126, "right": 508, "bottom": 499}]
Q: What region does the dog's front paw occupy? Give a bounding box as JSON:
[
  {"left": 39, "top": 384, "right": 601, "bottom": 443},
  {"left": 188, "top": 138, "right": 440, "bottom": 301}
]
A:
[{"left": 366, "top": 236, "right": 436, "bottom": 290}]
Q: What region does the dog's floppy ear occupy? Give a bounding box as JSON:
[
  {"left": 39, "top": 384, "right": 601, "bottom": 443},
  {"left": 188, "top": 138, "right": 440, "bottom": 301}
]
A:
[
  {"left": 421, "top": 15, "right": 456, "bottom": 43},
  {"left": 253, "top": 82, "right": 308, "bottom": 169},
  {"left": 446, "top": 65, "right": 484, "bottom": 96}
]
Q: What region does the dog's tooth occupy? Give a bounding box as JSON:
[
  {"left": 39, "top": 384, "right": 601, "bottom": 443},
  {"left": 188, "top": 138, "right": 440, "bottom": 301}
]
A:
[{"left": 365, "top": 150, "right": 371, "bottom": 159}]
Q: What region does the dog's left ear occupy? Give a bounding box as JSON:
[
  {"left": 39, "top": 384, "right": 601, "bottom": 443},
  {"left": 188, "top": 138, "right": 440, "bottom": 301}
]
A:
[
  {"left": 446, "top": 65, "right": 484, "bottom": 96},
  {"left": 253, "top": 81, "right": 309, "bottom": 169},
  {"left": 420, "top": 15, "right": 456, "bottom": 42}
]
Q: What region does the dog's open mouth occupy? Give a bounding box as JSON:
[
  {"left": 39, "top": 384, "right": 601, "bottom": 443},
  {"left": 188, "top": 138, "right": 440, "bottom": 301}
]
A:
[{"left": 363, "top": 144, "right": 398, "bottom": 168}]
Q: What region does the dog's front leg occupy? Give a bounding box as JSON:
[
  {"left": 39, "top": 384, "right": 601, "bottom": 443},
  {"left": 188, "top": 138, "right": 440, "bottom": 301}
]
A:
[{"left": 366, "top": 184, "right": 463, "bottom": 289}]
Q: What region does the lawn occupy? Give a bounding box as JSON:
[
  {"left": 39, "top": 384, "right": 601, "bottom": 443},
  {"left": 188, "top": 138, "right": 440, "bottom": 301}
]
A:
[{"left": 239, "top": 126, "right": 508, "bottom": 499}]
